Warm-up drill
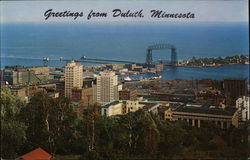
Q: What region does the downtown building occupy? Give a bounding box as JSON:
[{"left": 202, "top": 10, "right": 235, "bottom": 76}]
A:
[
  {"left": 223, "top": 78, "right": 247, "bottom": 106},
  {"left": 65, "top": 61, "right": 83, "bottom": 98},
  {"left": 236, "top": 96, "right": 250, "bottom": 122},
  {"left": 2, "top": 65, "right": 49, "bottom": 85},
  {"left": 93, "top": 71, "right": 119, "bottom": 105},
  {"left": 119, "top": 89, "right": 137, "bottom": 101},
  {"left": 172, "top": 103, "right": 238, "bottom": 129},
  {"left": 101, "top": 100, "right": 160, "bottom": 117}
]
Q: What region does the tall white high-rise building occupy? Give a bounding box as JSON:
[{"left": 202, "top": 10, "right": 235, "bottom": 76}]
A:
[
  {"left": 236, "top": 96, "right": 250, "bottom": 121},
  {"left": 65, "top": 61, "right": 83, "bottom": 98},
  {"left": 94, "top": 71, "right": 118, "bottom": 104}
]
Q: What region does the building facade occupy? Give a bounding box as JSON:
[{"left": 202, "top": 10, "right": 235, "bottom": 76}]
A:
[
  {"left": 126, "top": 100, "right": 144, "bottom": 113},
  {"left": 101, "top": 101, "right": 125, "bottom": 117},
  {"left": 119, "top": 89, "right": 137, "bottom": 100},
  {"left": 155, "top": 63, "right": 164, "bottom": 72},
  {"left": 101, "top": 100, "right": 160, "bottom": 117},
  {"left": 94, "top": 71, "right": 118, "bottom": 104},
  {"left": 65, "top": 61, "right": 83, "bottom": 98},
  {"left": 172, "top": 103, "right": 238, "bottom": 128},
  {"left": 158, "top": 106, "right": 173, "bottom": 120},
  {"left": 2, "top": 66, "right": 49, "bottom": 85},
  {"left": 236, "top": 96, "right": 250, "bottom": 122},
  {"left": 224, "top": 79, "right": 247, "bottom": 106}
]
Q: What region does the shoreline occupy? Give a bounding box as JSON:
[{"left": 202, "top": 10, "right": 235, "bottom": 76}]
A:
[
  {"left": 177, "top": 63, "right": 249, "bottom": 68},
  {"left": 1, "top": 55, "right": 249, "bottom": 70}
]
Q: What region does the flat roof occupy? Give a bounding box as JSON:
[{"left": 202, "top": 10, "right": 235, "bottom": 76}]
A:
[
  {"left": 224, "top": 78, "right": 246, "bottom": 81},
  {"left": 158, "top": 106, "right": 171, "bottom": 113},
  {"left": 174, "top": 104, "right": 236, "bottom": 116},
  {"left": 101, "top": 101, "right": 120, "bottom": 108},
  {"left": 139, "top": 102, "right": 159, "bottom": 111}
]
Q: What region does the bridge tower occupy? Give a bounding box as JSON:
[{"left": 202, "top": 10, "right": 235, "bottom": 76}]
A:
[
  {"left": 146, "top": 49, "right": 153, "bottom": 64},
  {"left": 146, "top": 43, "right": 177, "bottom": 66},
  {"left": 171, "top": 47, "right": 177, "bottom": 65}
]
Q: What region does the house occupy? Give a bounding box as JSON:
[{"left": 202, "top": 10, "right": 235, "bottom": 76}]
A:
[{"left": 19, "top": 148, "right": 52, "bottom": 160}]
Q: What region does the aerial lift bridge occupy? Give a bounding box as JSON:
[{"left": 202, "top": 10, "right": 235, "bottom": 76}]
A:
[{"left": 146, "top": 44, "right": 177, "bottom": 66}]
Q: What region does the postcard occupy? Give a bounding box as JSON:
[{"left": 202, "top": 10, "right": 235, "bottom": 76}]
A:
[{"left": 0, "top": 0, "right": 249, "bottom": 159}]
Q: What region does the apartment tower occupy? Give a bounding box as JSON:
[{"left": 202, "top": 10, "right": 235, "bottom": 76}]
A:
[
  {"left": 65, "top": 61, "right": 83, "bottom": 98},
  {"left": 94, "top": 71, "right": 118, "bottom": 104}
]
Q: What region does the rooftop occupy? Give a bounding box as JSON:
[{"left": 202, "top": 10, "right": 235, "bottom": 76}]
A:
[
  {"left": 21, "top": 148, "right": 52, "bottom": 160},
  {"left": 224, "top": 78, "right": 246, "bottom": 81},
  {"left": 101, "top": 101, "right": 120, "bottom": 108},
  {"left": 174, "top": 103, "right": 236, "bottom": 116},
  {"left": 158, "top": 106, "right": 171, "bottom": 114},
  {"left": 140, "top": 102, "right": 159, "bottom": 111}
]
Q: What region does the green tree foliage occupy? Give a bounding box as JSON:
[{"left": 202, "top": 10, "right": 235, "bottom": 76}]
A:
[
  {"left": 126, "top": 110, "right": 159, "bottom": 156},
  {"left": 157, "top": 120, "right": 187, "bottom": 157},
  {"left": 1, "top": 88, "right": 248, "bottom": 159},
  {"left": 1, "top": 87, "right": 27, "bottom": 159},
  {"left": 19, "top": 93, "right": 78, "bottom": 155},
  {"left": 1, "top": 121, "right": 27, "bottom": 158},
  {"left": 72, "top": 116, "right": 89, "bottom": 154},
  {"left": 1, "top": 87, "right": 25, "bottom": 120}
]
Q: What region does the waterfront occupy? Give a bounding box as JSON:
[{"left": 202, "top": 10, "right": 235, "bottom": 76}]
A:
[
  {"left": 119, "top": 64, "right": 249, "bottom": 81},
  {"left": 1, "top": 57, "right": 249, "bottom": 82}
]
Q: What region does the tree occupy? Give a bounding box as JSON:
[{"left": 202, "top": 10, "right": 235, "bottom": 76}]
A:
[
  {"left": 19, "top": 93, "right": 78, "bottom": 154},
  {"left": 116, "top": 110, "right": 160, "bottom": 157},
  {"left": 132, "top": 110, "right": 159, "bottom": 156},
  {"left": 157, "top": 120, "right": 187, "bottom": 157},
  {"left": 94, "top": 115, "right": 119, "bottom": 158},
  {"left": 48, "top": 97, "right": 78, "bottom": 154},
  {"left": 1, "top": 87, "right": 25, "bottom": 120},
  {"left": 19, "top": 93, "right": 53, "bottom": 152},
  {"left": 1, "top": 87, "right": 27, "bottom": 159},
  {"left": 1, "top": 120, "right": 27, "bottom": 158}
]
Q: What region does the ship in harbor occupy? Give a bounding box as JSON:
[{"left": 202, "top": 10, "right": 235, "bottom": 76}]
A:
[{"left": 122, "top": 75, "right": 162, "bottom": 82}]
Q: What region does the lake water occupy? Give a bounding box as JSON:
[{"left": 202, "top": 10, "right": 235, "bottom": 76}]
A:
[
  {"left": 0, "top": 22, "right": 249, "bottom": 81},
  {"left": 121, "top": 65, "right": 249, "bottom": 81}
]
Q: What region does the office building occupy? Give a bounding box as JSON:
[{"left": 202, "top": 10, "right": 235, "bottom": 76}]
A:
[
  {"left": 236, "top": 96, "right": 250, "bottom": 122},
  {"left": 71, "top": 87, "right": 94, "bottom": 107},
  {"left": 172, "top": 103, "right": 238, "bottom": 128},
  {"left": 224, "top": 79, "right": 247, "bottom": 106},
  {"left": 119, "top": 89, "right": 137, "bottom": 100},
  {"left": 2, "top": 66, "right": 45, "bottom": 85},
  {"left": 65, "top": 61, "right": 83, "bottom": 98},
  {"left": 94, "top": 71, "right": 118, "bottom": 104},
  {"left": 101, "top": 100, "right": 160, "bottom": 117},
  {"left": 101, "top": 101, "right": 125, "bottom": 117}
]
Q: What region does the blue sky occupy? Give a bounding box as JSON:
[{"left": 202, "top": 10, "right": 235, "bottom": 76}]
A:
[{"left": 0, "top": 0, "right": 248, "bottom": 23}]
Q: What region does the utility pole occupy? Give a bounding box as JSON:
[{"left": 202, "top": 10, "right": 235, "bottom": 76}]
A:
[
  {"left": 248, "top": 120, "right": 250, "bottom": 159},
  {"left": 87, "top": 95, "right": 94, "bottom": 152},
  {"left": 91, "top": 108, "right": 95, "bottom": 151},
  {"left": 87, "top": 95, "right": 91, "bottom": 152}
]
